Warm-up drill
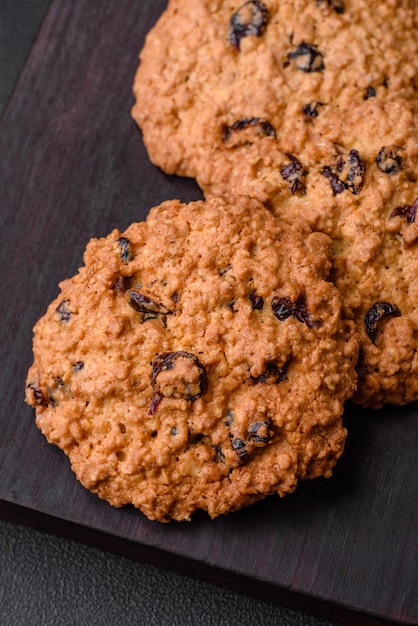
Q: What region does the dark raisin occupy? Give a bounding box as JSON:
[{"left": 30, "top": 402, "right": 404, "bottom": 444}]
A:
[
  {"left": 321, "top": 149, "right": 365, "bottom": 195},
  {"left": 56, "top": 300, "right": 71, "bottom": 322},
  {"left": 171, "top": 426, "right": 178, "bottom": 436},
  {"left": 151, "top": 351, "right": 208, "bottom": 403},
  {"left": 223, "top": 117, "right": 276, "bottom": 144},
  {"left": 117, "top": 237, "right": 133, "bottom": 263},
  {"left": 365, "top": 86, "right": 376, "bottom": 99},
  {"left": 47, "top": 394, "right": 57, "bottom": 408},
  {"left": 214, "top": 444, "right": 225, "bottom": 463},
  {"left": 272, "top": 296, "right": 296, "bottom": 322},
  {"left": 190, "top": 433, "right": 204, "bottom": 444},
  {"left": 27, "top": 382, "right": 47, "bottom": 406},
  {"left": 227, "top": 298, "right": 238, "bottom": 312},
  {"left": 72, "top": 361, "right": 84, "bottom": 372},
  {"left": 271, "top": 294, "right": 319, "bottom": 329},
  {"left": 321, "top": 166, "right": 346, "bottom": 195},
  {"left": 232, "top": 438, "right": 250, "bottom": 462},
  {"left": 248, "top": 419, "right": 272, "bottom": 444},
  {"left": 29, "top": 384, "right": 56, "bottom": 408},
  {"left": 149, "top": 393, "right": 163, "bottom": 416},
  {"left": 127, "top": 290, "right": 173, "bottom": 317},
  {"left": 317, "top": 0, "right": 345, "bottom": 13},
  {"left": 345, "top": 149, "right": 365, "bottom": 194},
  {"left": 280, "top": 153, "right": 307, "bottom": 195},
  {"left": 248, "top": 290, "right": 264, "bottom": 310},
  {"left": 302, "top": 101, "right": 322, "bottom": 118},
  {"left": 391, "top": 199, "right": 418, "bottom": 224},
  {"left": 364, "top": 302, "right": 401, "bottom": 341},
  {"left": 376, "top": 146, "right": 403, "bottom": 175},
  {"left": 288, "top": 43, "right": 325, "bottom": 73},
  {"left": 224, "top": 409, "right": 234, "bottom": 427},
  {"left": 114, "top": 276, "right": 127, "bottom": 294},
  {"left": 249, "top": 360, "right": 290, "bottom": 385},
  {"left": 229, "top": 0, "right": 269, "bottom": 51}
]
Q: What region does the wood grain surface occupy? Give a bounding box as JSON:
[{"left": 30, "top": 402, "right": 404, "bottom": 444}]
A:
[{"left": 0, "top": 2, "right": 417, "bottom": 625}]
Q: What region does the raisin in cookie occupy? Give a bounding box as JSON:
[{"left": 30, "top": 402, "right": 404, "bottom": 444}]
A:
[
  {"left": 132, "top": 0, "right": 418, "bottom": 407},
  {"left": 26, "top": 196, "right": 358, "bottom": 522}
]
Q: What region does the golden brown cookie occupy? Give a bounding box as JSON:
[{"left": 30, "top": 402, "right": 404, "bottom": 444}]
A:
[
  {"left": 25, "top": 196, "right": 358, "bottom": 521},
  {"left": 132, "top": 0, "right": 418, "bottom": 407}
]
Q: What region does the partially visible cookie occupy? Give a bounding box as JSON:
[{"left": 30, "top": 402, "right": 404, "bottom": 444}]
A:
[
  {"left": 218, "top": 101, "right": 418, "bottom": 408},
  {"left": 131, "top": 0, "right": 418, "bottom": 407},
  {"left": 132, "top": 0, "right": 418, "bottom": 186},
  {"left": 25, "top": 196, "right": 358, "bottom": 521}
]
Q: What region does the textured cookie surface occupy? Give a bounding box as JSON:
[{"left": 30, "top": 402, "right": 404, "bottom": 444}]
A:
[
  {"left": 26, "top": 196, "right": 358, "bottom": 522},
  {"left": 132, "top": 0, "right": 418, "bottom": 407}
]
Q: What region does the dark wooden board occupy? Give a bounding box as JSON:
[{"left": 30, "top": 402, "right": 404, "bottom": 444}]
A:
[{"left": 0, "top": 1, "right": 417, "bottom": 624}]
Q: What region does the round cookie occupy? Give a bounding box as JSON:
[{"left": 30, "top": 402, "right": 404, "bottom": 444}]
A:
[
  {"left": 25, "top": 196, "right": 358, "bottom": 522},
  {"left": 131, "top": 0, "right": 418, "bottom": 407}
]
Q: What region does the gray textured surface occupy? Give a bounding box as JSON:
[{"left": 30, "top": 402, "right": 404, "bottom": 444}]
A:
[{"left": 0, "top": 518, "right": 335, "bottom": 626}]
